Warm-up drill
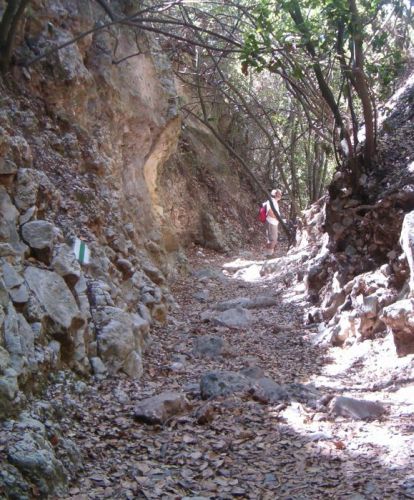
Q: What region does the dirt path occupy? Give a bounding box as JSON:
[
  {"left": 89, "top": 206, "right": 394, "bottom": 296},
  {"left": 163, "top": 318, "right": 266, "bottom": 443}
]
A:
[{"left": 58, "top": 247, "right": 414, "bottom": 499}]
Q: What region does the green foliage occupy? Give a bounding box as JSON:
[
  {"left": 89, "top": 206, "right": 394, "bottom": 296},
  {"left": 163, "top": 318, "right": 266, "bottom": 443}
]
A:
[{"left": 240, "top": 0, "right": 412, "bottom": 91}]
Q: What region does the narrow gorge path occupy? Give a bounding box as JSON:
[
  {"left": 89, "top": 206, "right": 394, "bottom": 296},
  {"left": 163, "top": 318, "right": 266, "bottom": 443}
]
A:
[{"left": 58, "top": 247, "right": 414, "bottom": 500}]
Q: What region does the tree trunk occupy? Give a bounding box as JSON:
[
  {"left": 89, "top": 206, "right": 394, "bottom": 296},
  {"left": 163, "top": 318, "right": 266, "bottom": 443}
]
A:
[
  {"left": 348, "top": 0, "right": 376, "bottom": 165},
  {"left": 0, "top": 0, "right": 30, "bottom": 73}
]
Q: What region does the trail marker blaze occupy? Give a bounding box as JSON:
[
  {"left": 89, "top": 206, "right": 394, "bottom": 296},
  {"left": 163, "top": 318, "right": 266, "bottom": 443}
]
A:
[{"left": 73, "top": 238, "right": 90, "bottom": 265}]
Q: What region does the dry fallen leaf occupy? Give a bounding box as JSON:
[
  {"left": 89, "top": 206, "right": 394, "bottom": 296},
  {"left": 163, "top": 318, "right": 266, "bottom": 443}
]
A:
[{"left": 333, "top": 440, "right": 346, "bottom": 450}]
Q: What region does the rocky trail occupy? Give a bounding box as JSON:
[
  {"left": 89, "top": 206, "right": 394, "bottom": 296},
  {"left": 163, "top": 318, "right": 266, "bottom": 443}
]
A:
[{"left": 37, "top": 247, "right": 414, "bottom": 499}]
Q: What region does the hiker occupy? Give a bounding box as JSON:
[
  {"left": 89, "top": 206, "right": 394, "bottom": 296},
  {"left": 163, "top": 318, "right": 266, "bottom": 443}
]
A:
[{"left": 262, "top": 189, "right": 282, "bottom": 257}]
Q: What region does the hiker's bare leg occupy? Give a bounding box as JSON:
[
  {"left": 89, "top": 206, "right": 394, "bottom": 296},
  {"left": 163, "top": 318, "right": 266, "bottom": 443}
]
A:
[{"left": 266, "top": 223, "right": 278, "bottom": 256}]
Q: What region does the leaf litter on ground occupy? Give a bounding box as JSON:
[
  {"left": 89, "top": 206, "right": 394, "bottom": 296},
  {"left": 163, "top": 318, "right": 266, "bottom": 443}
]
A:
[{"left": 46, "top": 245, "right": 414, "bottom": 499}]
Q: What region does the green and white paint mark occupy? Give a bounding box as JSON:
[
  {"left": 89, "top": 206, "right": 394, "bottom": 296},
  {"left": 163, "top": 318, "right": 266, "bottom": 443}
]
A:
[{"left": 73, "top": 238, "right": 90, "bottom": 265}]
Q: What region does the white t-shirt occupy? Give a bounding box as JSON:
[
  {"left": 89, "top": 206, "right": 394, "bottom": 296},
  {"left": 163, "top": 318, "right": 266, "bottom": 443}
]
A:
[{"left": 263, "top": 198, "right": 280, "bottom": 226}]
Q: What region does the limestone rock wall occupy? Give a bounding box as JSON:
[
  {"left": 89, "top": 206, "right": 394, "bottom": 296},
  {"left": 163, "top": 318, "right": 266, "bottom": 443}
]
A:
[
  {"left": 0, "top": 0, "right": 254, "bottom": 426},
  {"left": 158, "top": 115, "right": 255, "bottom": 254}
]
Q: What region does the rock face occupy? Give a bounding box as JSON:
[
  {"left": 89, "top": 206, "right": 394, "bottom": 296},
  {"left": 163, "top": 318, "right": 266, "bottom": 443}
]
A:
[
  {"left": 400, "top": 211, "right": 414, "bottom": 296},
  {"left": 301, "top": 74, "right": 414, "bottom": 357},
  {"left": 0, "top": 2, "right": 256, "bottom": 495},
  {"left": 0, "top": 0, "right": 254, "bottom": 392}
]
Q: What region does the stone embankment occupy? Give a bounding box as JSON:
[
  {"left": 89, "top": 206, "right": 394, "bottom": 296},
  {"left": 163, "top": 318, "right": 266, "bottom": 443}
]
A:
[{"left": 298, "top": 74, "right": 414, "bottom": 356}]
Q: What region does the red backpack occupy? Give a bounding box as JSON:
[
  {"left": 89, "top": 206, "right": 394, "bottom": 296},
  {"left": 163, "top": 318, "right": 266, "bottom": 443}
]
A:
[{"left": 258, "top": 205, "right": 267, "bottom": 223}]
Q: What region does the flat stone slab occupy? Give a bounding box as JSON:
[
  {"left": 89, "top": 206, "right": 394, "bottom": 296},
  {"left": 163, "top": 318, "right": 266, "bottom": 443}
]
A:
[
  {"left": 200, "top": 371, "right": 251, "bottom": 399},
  {"left": 240, "top": 365, "right": 266, "bottom": 379},
  {"left": 202, "top": 307, "right": 253, "bottom": 329},
  {"left": 329, "top": 396, "right": 386, "bottom": 420},
  {"left": 286, "top": 383, "right": 321, "bottom": 405},
  {"left": 193, "top": 267, "right": 225, "bottom": 282},
  {"left": 193, "top": 290, "right": 210, "bottom": 302},
  {"left": 133, "top": 391, "right": 190, "bottom": 424},
  {"left": 192, "top": 335, "right": 231, "bottom": 359},
  {"left": 250, "top": 377, "right": 289, "bottom": 404},
  {"left": 213, "top": 296, "right": 280, "bottom": 311}
]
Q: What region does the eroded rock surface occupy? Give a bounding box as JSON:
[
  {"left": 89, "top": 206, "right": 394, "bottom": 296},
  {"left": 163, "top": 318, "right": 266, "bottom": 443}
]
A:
[{"left": 381, "top": 299, "right": 414, "bottom": 356}]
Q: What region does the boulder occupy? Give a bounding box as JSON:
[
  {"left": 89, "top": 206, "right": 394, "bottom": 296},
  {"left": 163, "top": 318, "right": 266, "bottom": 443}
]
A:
[
  {"left": 46, "top": 340, "right": 61, "bottom": 369},
  {"left": 304, "top": 252, "right": 330, "bottom": 303},
  {"left": 286, "top": 383, "right": 321, "bottom": 406},
  {"left": 329, "top": 396, "right": 386, "bottom": 420},
  {"left": 141, "top": 261, "right": 166, "bottom": 285},
  {"left": 7, "top": 432, "right": 68, "bottom": 497},
  {"left": 201, "top": 212, "right": 229, "bottom": 253},
  {"left": 0, "top": 159, "right": 17, "bottom": 187},
  {"left": 88, "top": 279, "right": 115, "bottom": 307},
  {"left": 93, "top": 306, "right": 149, "bottom": 377},
  {"left": 3, "top": 304, "right": 36, "bottom": 378},
  {"left": 19, "top": 206, "right": 36, "bottom": 225},
  {"left": 330, "top": 311, "right": 358, "bottom": 346},
  {"left": 193, "top": 290, "right": 210, "bottom": 302},
  {"left": 90, "top": 356, "right": 108, "bottom": 378},
  {"left": 213, "top": 296, "right": 280, "bottom": 311},
  {"left": 52, "top": 25, "right": 93, "bottom": 82},
  {"left": 0, "top": 346, "right": 11, "bottom": 372},
  {"left": 51, "top": 244, "right": 81, "bottom": 287},
  {"left": 240, "top": 365, "right": 265, "bottom": 379},
  {"left": 5, "top": 134, "right": 32, "bottom": 166},
  {"left": 193, "top": 267, "right": 225, "bottom": 282},
  {"left": 249, "top": 377, "right": 289, "bottom": 404},
  {"left": 201, "top": 307, "right": 254, "bottom": 329},
  {"left": 192, "top": 335, "right": 231, "bottom": 359},
  {"left": 8, "top": 284, "right": 29, "bottom": 305},
  {"left": 0, "top": 463, "right": 30, "bottom": 499},
  {"left": 212, "top": 307, "right": 253, "bottom": 329},
  {"left": 200, "top": 371, "right": 251, "bottom": 399},
  {"left": 0, "top": 276, "right": 9, "bottom": 307},
  {"left": 0, "top": 186, "right": 27, "bottom": 256},
  {"left": 21, "top": 220, "right": 55, "bottom": 264},
  {"left": 24, "top": 267, "right": 85, "bottom": 363},
  {"left": 133, "top": 391, "right": 190, "bottom": 424},
  {"left": 1, "top": 260, "right": 28, "bottom": 301},
  {"left": 381, "top": 299, "right": 414, "bottom": 356},
  {"left": 1, "top": 261, "right": 29, "bottom": 305},
  {"left": 0, "top": 158, "right": 17, "bottom": 175},
  {"left": 116, "top": 258, "right": 134, "bottom": 279},
  {"left": 13, "top": 168, "right": 49, "bottom": 211},
  {"left": 0, "top": 368, "right": 19, "bottom": 418},
  {"left": 326, "top": 268, "right": 395, "bottom": 345}
]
